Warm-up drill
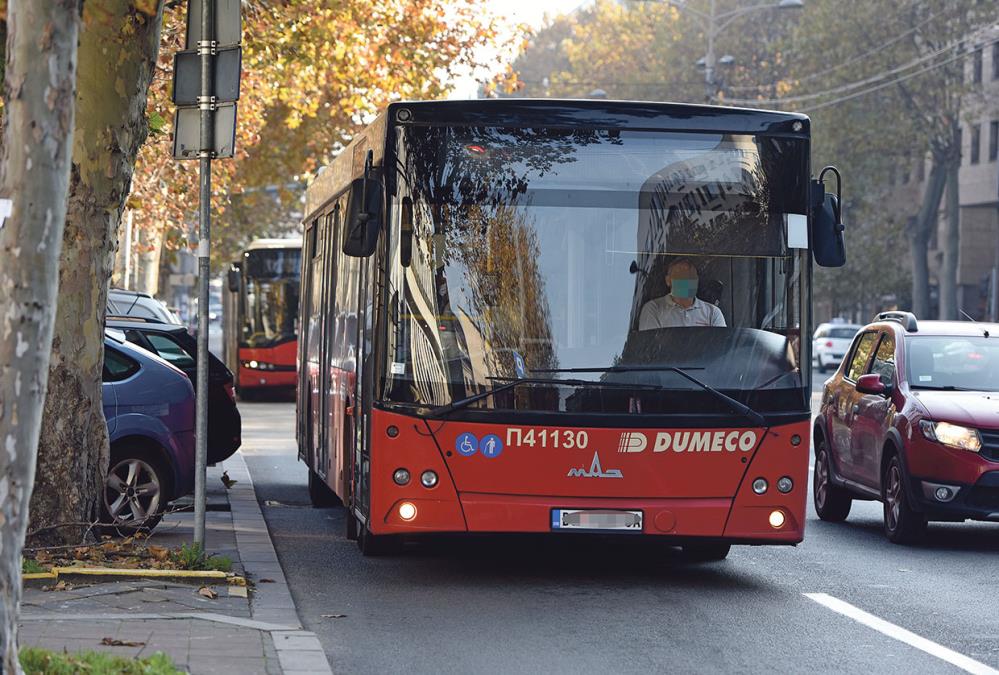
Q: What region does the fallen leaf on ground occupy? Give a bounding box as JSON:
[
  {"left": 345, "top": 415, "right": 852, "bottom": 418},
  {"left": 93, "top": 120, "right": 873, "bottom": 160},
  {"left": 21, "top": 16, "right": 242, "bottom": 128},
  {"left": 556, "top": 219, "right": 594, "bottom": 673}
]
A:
[
  {"left": 147, "top": 545, "right": 169, "bottom": 561},
  {"left": 50, "top": 581, "right": 68, "bottom": 592},
  {"left": 258, "top": 578, "right": 276, "bottom": 583},
  {"left": 101, "top": 637, "right": 145, "bottom": 647},
  {"left": 227, "top": 576, "right": 247, "bottom": 586},
  {"left": 198, "top": 586, "right": 218, "bottom": 599},
  {"left": 228, "top": 586, "right": 248, "bottom": 598},
  {"left": 321, "top": 614, "right": 347, "bottom": 619}
]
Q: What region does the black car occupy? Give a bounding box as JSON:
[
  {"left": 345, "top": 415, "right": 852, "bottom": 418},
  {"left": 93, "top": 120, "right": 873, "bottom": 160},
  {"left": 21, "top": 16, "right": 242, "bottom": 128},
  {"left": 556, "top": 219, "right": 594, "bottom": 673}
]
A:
[{"left": 106, "top": 317, "right": 241, "bottom": 464}]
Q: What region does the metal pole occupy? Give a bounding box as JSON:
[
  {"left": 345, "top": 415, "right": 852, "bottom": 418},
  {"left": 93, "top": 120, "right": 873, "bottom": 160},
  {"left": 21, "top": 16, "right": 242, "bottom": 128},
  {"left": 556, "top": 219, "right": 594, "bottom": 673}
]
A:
[
  {"left": 123, "top": 210, "right": 133, "bottom": 290},
  {"left": 704, "top": 0, "right": 716, "bottom": 102},
  {"left": 194, "top": 0, "right": 214, "bottom": 549}
]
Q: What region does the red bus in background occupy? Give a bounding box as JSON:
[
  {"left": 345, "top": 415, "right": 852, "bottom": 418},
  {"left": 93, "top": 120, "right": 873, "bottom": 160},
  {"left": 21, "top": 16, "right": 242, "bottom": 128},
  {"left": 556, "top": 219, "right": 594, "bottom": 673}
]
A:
[
  {"left": 297, "top": 99, "right": 846, "bottom": 558},
  {"left": 223, "top": 238, "right": 302, "bottom": 398}
]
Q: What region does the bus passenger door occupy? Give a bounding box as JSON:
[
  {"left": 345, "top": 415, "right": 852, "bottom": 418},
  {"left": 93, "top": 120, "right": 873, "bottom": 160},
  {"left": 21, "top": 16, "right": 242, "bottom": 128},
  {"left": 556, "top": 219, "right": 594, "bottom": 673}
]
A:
[{"left": 317, "top": 209, "right": 338, "bottom": 482}]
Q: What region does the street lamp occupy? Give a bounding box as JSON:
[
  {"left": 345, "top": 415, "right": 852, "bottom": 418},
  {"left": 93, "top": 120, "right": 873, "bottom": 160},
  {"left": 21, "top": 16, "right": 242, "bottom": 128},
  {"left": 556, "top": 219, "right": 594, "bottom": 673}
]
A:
[{"left": 652, "top": 0, "right": 803, "bottom": 102}]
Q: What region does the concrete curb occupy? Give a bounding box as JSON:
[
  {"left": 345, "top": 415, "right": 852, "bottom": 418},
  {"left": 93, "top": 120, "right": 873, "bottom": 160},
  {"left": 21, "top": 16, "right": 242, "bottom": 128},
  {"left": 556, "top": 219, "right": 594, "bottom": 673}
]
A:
[{"left": 224, "top": 451, "right": 332, "bottom": 674}]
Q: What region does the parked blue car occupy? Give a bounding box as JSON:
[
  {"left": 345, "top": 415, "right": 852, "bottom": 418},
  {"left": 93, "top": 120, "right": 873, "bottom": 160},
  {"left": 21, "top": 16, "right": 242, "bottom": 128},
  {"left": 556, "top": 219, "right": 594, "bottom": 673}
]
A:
[{"left": 102, "top": 330, "right": 195, "bottom": 531}]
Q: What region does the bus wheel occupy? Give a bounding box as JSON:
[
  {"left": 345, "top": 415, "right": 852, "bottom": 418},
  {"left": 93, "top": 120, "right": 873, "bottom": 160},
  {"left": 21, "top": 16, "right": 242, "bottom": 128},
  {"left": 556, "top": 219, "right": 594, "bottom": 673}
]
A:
[
  {"left": 681, "top": 543, "right": 730, "bottom": 562},
  {"left": 345, "top": 509, "right": 358, "bottom": 541},
  {"left": 308, "top": 470, "right": 342, "bottom": 508},
  {"left": 357, "top": 523, "right": 402, "bottom": 557}
]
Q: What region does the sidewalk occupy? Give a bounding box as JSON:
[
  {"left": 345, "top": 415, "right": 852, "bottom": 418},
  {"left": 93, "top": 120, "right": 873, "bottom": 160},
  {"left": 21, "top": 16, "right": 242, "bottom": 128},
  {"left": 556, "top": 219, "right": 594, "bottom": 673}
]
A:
[{"left": 19, "top": 453, "right": 331, "bottom": 675}]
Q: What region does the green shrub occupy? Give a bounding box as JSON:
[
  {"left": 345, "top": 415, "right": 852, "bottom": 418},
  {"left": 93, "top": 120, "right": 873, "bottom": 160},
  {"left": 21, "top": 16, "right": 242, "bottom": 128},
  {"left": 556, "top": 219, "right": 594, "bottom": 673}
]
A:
[
  {"left": 174, "top": 542, "right": 232, "bottom": 573},
  {"left": 20, "top": 647, "right": 182, "bottom": 674}
]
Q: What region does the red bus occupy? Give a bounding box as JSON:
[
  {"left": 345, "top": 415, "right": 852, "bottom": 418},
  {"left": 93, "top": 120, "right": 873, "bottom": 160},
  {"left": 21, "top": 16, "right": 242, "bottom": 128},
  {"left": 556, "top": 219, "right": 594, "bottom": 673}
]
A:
[
  {"left": 223, "top": 238, "right": 302, "bottom": 397},
  {"left": 297, "top": 100, "right": 846, "bottom": 558}
]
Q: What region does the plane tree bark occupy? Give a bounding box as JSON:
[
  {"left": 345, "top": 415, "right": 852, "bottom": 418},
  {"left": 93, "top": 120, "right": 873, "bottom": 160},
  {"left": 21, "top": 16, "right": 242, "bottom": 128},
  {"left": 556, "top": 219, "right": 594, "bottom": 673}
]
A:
[
  {"left": 30, "top": 0, "right": 165, "bottom": 545},
  {"left": 0, "top": 0, "right": 80, "bottom": 668}
]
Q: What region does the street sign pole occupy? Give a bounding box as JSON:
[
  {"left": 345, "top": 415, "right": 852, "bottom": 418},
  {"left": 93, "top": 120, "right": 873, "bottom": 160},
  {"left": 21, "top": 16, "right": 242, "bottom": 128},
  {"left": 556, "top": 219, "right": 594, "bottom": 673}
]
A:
[
  {"left": 193, "top": 0, "right": 215, "bottom": 549},
  {"left": 173, "top": 0, "right": 239, "bottom": 550}
]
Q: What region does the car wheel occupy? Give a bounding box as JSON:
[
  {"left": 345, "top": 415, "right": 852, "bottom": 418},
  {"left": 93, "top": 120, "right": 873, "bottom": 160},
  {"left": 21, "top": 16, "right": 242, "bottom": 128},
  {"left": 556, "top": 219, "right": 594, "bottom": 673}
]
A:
[
  {"left": 101, "top": 447, "right": 168, "bottom": 534},
  {"left": 883, "top": 455, "right": 926, "bottom": 545},
  {"left": 813, "top": 435, "right": 852, "bottom": 522},
  {"left": 357, "top": 520, "right": 402, "bottom": 556},
  {"left": 681, "top": 543, "right": 730, "bottom": 562},
  {"left": 308, "top": 469, "right": 342, "bottom": 508}
]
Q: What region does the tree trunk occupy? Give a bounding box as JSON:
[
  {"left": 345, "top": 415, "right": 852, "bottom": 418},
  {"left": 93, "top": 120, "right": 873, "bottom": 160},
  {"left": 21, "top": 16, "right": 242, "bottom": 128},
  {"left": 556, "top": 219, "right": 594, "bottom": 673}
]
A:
[
  {"left": 0, "top": 0, "right": 80, "bottom": 668},
  {"left": 31, "top": 0, "right": 165, "bottom": 545},
  {"left": 939, "top": 139, "right": 961, "bottom": 320},
  {"left": 907, "top": 155, "right": 947, "bottom": 318},
  {"left": 137, "top": 223, "right": 164, "bottom": 295}
]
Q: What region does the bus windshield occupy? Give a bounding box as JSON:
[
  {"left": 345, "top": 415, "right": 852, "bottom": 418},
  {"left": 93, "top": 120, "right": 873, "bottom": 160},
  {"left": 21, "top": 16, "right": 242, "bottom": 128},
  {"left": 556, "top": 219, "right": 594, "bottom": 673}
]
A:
[
  {"left": 242, "top": 248, "right": 301, "bottom": 349},
  {"left": 383, "top": 125, "right": 808, "bottom": 416}
]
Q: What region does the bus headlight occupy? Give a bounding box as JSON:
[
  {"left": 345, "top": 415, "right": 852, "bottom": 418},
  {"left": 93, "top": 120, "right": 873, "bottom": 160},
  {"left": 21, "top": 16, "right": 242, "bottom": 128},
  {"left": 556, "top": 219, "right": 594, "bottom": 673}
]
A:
[
  {"left": 392, "top": 468, "right": 410, "bottom": 486},
  {"left": 398, "top": 502, "right": 417, "bottom": 521},
  {"left": 776, "top": 476, "right": 794, "bottom": 493},
  {"left": 769, "top": 510, "right": 786, "bottom": 528},
  {"left": 752, "top": 478, "right": 768, "bottom": 495},
  {"left": 420, "top": 470, "right": 438, "bottom": 488},
  {"left": 919, "top": 421, "right": 981, "bottom": 452}
]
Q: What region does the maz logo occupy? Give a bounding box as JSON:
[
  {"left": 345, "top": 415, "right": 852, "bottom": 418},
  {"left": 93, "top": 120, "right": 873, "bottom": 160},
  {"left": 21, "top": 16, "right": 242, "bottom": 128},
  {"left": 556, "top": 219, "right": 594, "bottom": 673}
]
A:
[{"left": 567, "top": 452, "right": 623, "bottom": 479}]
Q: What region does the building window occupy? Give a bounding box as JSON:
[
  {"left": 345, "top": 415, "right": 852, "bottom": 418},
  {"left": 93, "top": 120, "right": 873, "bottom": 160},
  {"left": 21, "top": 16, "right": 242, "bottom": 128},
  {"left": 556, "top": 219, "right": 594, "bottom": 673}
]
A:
[
  {"left": 993, "top": 44, "right": 999, "bottom": 80},
  {"left": 991, "top": 121, "right": 999, "bottom": 162},
  {"left": 973, "top": 46, "right": 983, "bottom": 84},
  {"left": 970, "top": 124, "right": 981, "bottom": 164}
]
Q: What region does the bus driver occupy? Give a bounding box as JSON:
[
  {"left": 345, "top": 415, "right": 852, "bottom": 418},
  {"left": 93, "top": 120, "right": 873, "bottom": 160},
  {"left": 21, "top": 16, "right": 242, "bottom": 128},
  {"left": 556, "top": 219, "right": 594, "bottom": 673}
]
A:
[{"left": 638, "top": 258, "right": 726, "bottom": 330}]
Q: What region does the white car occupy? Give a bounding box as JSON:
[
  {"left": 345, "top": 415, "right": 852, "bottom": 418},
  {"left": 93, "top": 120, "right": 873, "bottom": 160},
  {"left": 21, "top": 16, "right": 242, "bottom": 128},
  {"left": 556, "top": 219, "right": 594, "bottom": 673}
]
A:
[{"left": 812, "top": 322, "right": 861, "bottom": 373}]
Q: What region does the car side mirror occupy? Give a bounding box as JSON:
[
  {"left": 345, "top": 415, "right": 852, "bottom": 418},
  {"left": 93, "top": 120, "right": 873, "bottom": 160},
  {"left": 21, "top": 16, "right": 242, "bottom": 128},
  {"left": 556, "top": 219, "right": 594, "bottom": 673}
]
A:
[
  {"left": 856, "top": 373, "right": 888, "bottom": 396},
  {"left": 811, "top": 166, "right": 846, "bottom": 268}
]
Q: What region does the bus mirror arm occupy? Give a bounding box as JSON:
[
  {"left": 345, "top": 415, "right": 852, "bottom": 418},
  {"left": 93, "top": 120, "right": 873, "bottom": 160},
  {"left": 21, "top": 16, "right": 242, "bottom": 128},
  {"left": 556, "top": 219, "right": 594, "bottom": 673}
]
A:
[{"left": 810, "top": 166, "right": 846, "bottom": 268}]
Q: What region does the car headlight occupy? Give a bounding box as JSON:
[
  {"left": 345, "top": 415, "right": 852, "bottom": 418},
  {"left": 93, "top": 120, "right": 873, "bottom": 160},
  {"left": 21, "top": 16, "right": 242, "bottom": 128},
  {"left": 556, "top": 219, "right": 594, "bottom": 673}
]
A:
[{"left": 919, "top": 420, "right": 982, "bottom": 452}]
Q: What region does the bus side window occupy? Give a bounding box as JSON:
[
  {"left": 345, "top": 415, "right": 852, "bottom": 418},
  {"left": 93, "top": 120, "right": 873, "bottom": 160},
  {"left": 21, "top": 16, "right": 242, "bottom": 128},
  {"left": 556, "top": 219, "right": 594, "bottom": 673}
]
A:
[{"left": 400, "top": 197, "right": 414, "bottom": 267}]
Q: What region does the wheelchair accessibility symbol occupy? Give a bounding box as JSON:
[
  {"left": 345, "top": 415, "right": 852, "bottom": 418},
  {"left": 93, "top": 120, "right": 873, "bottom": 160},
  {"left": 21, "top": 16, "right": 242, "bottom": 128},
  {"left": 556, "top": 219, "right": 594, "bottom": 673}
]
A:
[{"left": 456, "top": 432, "right": 478, "bottom": 457}]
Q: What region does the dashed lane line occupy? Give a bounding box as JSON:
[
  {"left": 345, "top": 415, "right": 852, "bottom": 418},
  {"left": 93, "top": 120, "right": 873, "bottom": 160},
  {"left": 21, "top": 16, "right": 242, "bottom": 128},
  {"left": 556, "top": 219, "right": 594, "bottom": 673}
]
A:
[{"left": 804, "top": 593, "right": 999, "bottom": 675}]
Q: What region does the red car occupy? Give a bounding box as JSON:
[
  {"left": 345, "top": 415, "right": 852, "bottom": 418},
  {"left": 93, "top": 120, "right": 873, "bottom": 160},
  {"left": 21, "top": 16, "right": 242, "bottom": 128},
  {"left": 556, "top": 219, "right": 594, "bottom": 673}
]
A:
[{"left": 813, "top": 312, "right": 999, "bottom": 543}]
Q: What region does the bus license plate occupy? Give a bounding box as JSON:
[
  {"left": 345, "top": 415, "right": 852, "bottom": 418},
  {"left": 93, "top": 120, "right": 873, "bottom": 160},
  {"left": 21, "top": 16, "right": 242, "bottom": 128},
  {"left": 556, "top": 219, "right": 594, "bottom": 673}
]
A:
[{"left": 551, "top": 509, "right": 643, "bottom": 533}]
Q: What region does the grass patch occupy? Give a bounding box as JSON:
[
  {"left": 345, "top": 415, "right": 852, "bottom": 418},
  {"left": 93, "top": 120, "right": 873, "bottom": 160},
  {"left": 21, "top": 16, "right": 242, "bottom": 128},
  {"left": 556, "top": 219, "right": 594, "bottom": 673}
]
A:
[
  {"left": 21, "top": 558, "right": 47, "bottom": 575},
  {"left": 20, "top": 647, "right": 182, "bottom": 674},
  {"left": 173, "top": 542, "right": 232, "bottom": 573}
]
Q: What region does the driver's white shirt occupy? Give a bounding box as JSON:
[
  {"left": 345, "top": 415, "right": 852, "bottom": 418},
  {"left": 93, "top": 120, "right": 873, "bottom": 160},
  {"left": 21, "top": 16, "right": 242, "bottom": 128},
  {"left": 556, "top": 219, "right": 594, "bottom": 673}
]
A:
[{"left": 638, "top": 295, "right": 726, "bottom": 330}]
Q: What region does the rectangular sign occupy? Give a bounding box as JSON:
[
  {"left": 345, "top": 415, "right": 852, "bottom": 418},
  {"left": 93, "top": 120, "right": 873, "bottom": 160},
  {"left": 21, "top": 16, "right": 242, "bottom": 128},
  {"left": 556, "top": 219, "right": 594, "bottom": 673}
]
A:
[
  {"left": 172, "top": 46, "right": 241, "bottom": 105},
  {"left": 172, "top": 103, "right": 237, "bottom": 160},
  {"left": 185, "top": 0, "right": 241, "bottom": 48}
]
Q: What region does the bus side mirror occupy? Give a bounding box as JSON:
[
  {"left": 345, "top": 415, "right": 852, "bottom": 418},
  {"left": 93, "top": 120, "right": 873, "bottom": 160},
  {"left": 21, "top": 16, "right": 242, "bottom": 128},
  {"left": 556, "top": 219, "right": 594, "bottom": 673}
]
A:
[
  {"left": 226, "top": 265, "right": 240, "bottom": 293},
  {"left": 811, "top": 166, "right": 846, "bottom": 268},
  {"left": 343, "top": 176, "right": 383, "bottom": 258}
]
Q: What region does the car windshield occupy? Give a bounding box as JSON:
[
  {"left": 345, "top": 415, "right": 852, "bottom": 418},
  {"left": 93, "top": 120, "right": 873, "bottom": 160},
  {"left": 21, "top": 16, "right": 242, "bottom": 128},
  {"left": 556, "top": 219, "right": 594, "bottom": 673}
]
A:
[
  {"left": 381, "top": 125, "right": 810, "bottom": 416},
  {"left": 242, "top": 248, "right": 301, "bottom": 348},
  {"left": 907, "top": 336, "right": 999, "bottom": 392},
  {"left": 828, "top": 327, "right": 858, "bottom": 339}
]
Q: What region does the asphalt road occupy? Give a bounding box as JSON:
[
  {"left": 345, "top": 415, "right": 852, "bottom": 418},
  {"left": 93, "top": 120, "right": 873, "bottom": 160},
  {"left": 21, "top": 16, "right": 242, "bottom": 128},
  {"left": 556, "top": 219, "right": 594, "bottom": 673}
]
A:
[{"left": 238, "top": 372, "right": 999, "bottom": 674}]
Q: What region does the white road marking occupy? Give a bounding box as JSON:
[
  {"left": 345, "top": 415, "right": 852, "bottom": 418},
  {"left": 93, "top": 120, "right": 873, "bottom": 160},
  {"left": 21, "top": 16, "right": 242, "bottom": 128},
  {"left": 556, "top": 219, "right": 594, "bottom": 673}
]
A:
[{"left": 804, "top": 593, "right": 999, "bottom": 675}]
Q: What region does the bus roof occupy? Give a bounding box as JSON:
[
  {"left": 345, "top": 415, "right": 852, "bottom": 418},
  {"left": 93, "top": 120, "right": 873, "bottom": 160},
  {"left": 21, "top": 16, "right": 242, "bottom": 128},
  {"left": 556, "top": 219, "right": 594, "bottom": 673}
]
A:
[
  {"left": 304, "top": 99, "right": 810, "bottom": 220},
  {"left": 246, "top": 237, "right": 303, "bottom": 251}
]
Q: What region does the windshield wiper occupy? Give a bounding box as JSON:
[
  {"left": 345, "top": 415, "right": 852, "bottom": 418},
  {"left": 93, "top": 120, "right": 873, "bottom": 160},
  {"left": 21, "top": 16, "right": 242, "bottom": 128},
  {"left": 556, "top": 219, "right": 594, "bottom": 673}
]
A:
[
  {"left": 424, "top": 377, "right": 663, "bottom": 419},
  {"left": 532, "top": 366, "right": 767, "bottom": 427},
  {"left": 911, "top": 384, "right": 976, "bottom": 392}
]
